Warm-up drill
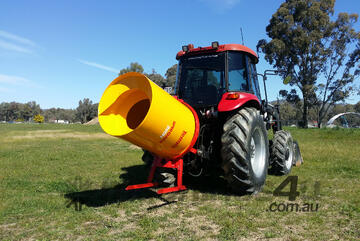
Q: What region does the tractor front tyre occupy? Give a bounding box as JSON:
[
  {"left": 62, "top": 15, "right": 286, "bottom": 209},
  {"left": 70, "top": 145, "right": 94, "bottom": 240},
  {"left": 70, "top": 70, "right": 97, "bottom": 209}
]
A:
[
  {"left": 221, "top": 107, "right": 269, "bottom": 194},
  {"left": 269, "top": 130, "right": 294, "bottom": 175}
]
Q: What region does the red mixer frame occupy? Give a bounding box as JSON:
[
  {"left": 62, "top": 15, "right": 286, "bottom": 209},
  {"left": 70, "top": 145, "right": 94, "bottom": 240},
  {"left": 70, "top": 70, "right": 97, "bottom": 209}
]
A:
[{"left": 125, "top": 99, "right": 200, "bottom": 194}]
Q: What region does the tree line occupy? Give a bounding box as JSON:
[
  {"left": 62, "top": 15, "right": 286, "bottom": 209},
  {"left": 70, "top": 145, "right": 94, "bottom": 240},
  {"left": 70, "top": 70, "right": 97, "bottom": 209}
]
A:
[
  {"left": 0, "top": 63, "right": 177, "bottom": 124},
  {"left": 1, "top": 97, "right": 358, "bottom": 126},
  {"left": 277, "top": 99, "right": 360, "bottom": 127},
  {"left": 0, "top": 101, "right": 41, "bottom": 122},
  {"left": 1, "top": 54, "right": 359, "bottom": 126},
  {"left": 0, "top": 99, "right": 97, "bottom": 124}
]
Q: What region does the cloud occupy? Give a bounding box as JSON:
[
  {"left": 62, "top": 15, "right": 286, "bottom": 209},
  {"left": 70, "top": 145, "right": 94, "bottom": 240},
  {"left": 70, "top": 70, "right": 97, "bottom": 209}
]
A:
[
  {"left": 0, "top": 30, "right": 37, "bottom": 54},
  {"left": 0, "top": 39, "right": 33, "bottom": 54},
  {"left": 0, "top": 74, "right": 31, "bottom": 85},
  {"left": 0, "top": 30, "right": 36, "bottom": 47},
  {"left": 0, "top": 74, "right": 36, "bottom": 93},
  {"left": 78, "top": 59, "right": 119, "bottom": 73},
  {"left": 199, "top": 0, "right": 240, "bottom": 13},
  {"left": 0, "top": 86, "right": 12, "bottom": 93}
]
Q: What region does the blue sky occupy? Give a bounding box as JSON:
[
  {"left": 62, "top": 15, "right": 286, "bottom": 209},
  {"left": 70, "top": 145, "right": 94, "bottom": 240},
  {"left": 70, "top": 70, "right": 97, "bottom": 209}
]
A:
[{"left": 0, "top": 0, "right": 359, "bottom": 109}]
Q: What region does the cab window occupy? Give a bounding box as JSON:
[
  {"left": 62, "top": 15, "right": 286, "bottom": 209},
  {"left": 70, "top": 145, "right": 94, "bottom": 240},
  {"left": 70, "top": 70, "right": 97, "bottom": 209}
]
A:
[
  {"left": 227, "top": 52, "right": 249, "bottom": 91},
  {"left": 246, "top": 56, "right": 261, "bottom": 100}
]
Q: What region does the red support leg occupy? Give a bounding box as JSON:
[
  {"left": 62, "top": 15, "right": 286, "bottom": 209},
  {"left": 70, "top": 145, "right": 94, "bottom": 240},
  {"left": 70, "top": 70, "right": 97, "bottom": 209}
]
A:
[
  {"left": 125, "top": 157, "right": 160, "bottom": 191},
  {"left": 125, "top": 156, "right": 186, "bottom": 194},
  {"left": 178, "top": 158, "right": 183, "bottom": 187},
  {"left": 156, "top": 158, "right": 186, "bottom": 194},
  {"left": 147, "top": 156, "right": 160, "bottom": 182}
]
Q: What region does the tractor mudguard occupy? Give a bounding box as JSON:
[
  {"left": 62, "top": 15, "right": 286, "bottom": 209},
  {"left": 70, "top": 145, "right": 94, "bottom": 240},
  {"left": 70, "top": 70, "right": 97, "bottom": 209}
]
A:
[{"left": 217, "top": 92, "right": 261, "bottom": 112}]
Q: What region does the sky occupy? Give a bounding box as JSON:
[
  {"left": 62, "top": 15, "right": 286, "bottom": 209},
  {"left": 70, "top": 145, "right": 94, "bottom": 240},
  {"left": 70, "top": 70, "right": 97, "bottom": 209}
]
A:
[{"left": 0, "top": 0, "right": 359, "bottom": 109}]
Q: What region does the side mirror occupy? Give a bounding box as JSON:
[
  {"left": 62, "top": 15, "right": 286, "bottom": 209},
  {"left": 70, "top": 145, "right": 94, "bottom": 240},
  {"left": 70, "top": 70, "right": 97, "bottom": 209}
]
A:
[{"left": 283, "top": 76, "right": 291, "bottom": 85}]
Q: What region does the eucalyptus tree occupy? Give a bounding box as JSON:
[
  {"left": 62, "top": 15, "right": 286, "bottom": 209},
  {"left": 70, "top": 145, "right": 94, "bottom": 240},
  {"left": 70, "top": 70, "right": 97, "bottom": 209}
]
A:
[{"left": 257, "top": 0, "right": 359, "bottom": 127}]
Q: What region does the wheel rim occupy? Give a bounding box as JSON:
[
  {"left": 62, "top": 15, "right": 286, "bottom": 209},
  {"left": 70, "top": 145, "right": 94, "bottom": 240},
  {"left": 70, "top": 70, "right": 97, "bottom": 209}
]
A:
[
  {"left": 285, "top": 138, "right": 293, "bottom": 170},
  {"left": 250, "top": 127, "right": 266, "bottom": 178}
]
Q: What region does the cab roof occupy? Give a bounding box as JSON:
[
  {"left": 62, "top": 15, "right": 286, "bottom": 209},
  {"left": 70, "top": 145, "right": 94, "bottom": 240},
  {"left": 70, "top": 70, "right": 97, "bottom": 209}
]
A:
[{"left": 176, "top": 43, "right": 258, "bottom": 63}]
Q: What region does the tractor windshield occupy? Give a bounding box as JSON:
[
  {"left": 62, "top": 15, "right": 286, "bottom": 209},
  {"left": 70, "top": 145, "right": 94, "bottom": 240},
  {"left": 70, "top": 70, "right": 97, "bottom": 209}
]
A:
[{"left": 177, "top": 53, "right": 225, "bottom": 107}]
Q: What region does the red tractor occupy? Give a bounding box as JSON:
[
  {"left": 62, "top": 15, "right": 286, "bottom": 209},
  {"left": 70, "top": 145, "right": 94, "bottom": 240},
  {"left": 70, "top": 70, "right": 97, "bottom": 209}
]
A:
[{"left": 142, "top": 42, "right": 302, "bottom": 194}]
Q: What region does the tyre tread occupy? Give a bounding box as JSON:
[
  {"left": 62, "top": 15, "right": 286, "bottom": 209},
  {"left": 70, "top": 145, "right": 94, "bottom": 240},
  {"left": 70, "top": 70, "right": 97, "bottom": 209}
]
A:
[{"left": 221, "top": 107, "right": 268, "bottom": 194}]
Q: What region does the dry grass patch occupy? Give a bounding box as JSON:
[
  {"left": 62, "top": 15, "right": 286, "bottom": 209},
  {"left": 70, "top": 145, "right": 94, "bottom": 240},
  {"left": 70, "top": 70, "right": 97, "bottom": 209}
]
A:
[
  {"left": 153, "top": 213, "right": 221, "bottom": 239},
  {"left": 8, "top": 130, "right": 113, "bottom": 140}
]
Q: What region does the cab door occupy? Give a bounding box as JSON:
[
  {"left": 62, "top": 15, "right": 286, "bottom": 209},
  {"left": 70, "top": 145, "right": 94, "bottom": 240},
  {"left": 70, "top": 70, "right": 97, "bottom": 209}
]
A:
[{"left": 245, "top": 55, "right": 261, "bottom": 101}]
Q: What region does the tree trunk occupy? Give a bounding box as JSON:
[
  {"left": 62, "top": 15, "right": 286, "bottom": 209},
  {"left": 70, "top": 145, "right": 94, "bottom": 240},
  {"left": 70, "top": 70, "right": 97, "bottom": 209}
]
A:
[{"left": 302, "top": 99, "right": 308, "bottom": 128}]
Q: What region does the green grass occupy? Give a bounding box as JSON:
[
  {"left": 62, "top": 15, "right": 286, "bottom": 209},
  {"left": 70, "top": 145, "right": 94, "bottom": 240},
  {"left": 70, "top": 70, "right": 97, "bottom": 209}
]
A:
[{"left": 0, "top": 123, "right": 359, "bottom": 240}]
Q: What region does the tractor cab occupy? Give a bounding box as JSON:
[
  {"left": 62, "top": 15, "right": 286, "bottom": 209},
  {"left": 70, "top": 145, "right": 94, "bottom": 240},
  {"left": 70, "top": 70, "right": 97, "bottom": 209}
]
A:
[{"left": 175, "top": 42, "right": 261, "bottom": 109}]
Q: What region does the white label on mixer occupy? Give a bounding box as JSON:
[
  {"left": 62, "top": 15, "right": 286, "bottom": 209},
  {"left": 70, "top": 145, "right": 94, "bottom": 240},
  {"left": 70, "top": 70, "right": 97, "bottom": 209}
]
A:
[
  {"left": 160, "top": 125, "right": 170, "bottom": 139},
  {"left": 159, "top": 121, "right": 176, "bottom": 143}
]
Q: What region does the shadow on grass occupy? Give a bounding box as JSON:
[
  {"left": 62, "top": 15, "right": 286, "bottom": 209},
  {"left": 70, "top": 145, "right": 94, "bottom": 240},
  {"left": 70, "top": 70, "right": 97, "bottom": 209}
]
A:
[
  {"left": 65, "top": 165, "right": 158, "bottom": 209},
  {"left": 64, "top": 164, "right": 239, "bottom": 210}
]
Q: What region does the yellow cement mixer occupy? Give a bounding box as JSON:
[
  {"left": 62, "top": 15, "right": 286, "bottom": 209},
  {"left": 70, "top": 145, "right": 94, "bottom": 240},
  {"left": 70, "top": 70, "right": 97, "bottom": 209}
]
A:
[
  {"left": 98, "top": 72, "right": 199, "bottom": 193},
  {"left": 98, "top": 72, "right": 199, "bottom": 159}
]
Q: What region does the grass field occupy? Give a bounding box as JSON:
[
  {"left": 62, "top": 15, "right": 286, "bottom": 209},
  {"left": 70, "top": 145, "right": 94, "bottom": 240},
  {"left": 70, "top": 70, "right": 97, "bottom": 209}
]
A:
[{"left": 0, "top": 123, "right": 359, "bottom": 240}]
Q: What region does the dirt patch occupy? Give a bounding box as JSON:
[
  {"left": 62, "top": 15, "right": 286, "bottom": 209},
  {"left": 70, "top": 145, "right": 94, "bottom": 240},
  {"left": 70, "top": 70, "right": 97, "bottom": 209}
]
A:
[
  {"left": 108, "top": 222, "right": 138, "bottom": 236},
  {"left": 84, "top": 117, "right": 99, "bottom": 125},
  {"left": 128, "top": 144, "right": 141, "bottom": 150},
  {"left": 186, "top": 215, "right": 220, "bottom": 238},
  {"left": 82, "top": 221, "right": 97, "bottom": 227},
  {"left": 152, "top": 213, "right": 220, "bottom": 239},
  {"left": 99, "top": 211, "right": 139, "bottom": 236},
  {"left": 0, "top": 223, "right": 18, "bottom": 238},
  {"left": 28, "top": 129, "right": 69, "bottom": 133},
  {"left": 0, "top": 222, "right": 17, "bottom": 230}
]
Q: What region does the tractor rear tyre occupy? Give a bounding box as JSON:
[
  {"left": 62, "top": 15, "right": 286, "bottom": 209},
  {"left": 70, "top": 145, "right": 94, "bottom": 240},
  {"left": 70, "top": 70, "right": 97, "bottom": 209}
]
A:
[
  {"left": 221, "top": 107, "right": 269, "bottom": 194},
  {"left": 269, "top": 130, "right": 294, "bottom": 175}
]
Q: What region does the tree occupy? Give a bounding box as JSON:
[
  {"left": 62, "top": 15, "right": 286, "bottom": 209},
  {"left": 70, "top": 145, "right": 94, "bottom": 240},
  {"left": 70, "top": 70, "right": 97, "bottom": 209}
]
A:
[
  {"left": 76, "top": 98, "right": 97, "bottom": 123},
  {"left": 8, "top": 102, "right": 20, "bottom": 121},
  {"left": 257, "top": 0, "right": 360, "bottom": 128},
  {"left": 313, "top": 13, "right": 360, "bottom": 127},
  {"left": 279, "top": 101, "right": 297, "bottom": 121},
  {"left": 165, "top": 64, "right": 178, "bottom": 87},
  {"left": 22, "top": 103, "right": 33, "bottom": 121},
  {"left": 146, "top": 69, "right": 166, "bottom": 87},
  {"left": 33, "top": 114, "right": 44, "bottom": 123},
  {"left": 43, "top": 108, "right": 59, "bottom": 122},
  {"left": 0, "top": 101, "right": 40, "bottom": 122},
  {"left": 0, "top": 102, "right": 12, "bottom": 121},
  {"left": 355, "top": 101, "right": 360, "bottom": 113},
  {"left": 119, "top": 62, "right": 144, "bottom": 75},
  {"left": 21, "top": 101, "right": 41, "bottom": 121},
  {"left": 118, "top": 62, "right": 177, "bottom": 89},
  {"left": 44, "top": 108, "right": 77, "bottom": 122}
]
